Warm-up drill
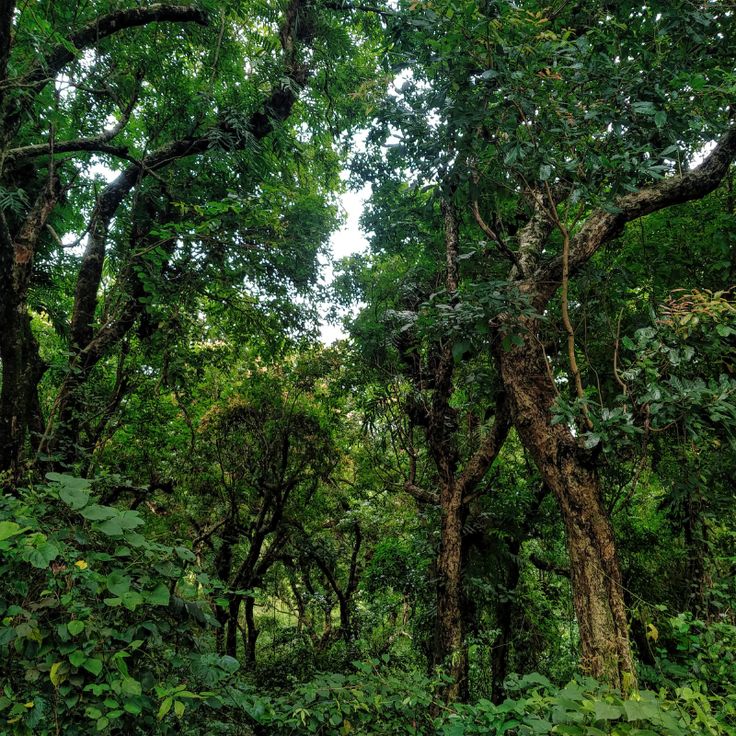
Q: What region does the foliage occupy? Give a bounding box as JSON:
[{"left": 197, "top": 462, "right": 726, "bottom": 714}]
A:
[{"left": 0, "top": 474, "right": 214, "bottom": 735}]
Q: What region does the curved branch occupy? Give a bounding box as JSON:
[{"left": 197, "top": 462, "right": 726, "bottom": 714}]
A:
[
  {"left": 0, "top": 5, "right": 208, "bottom": 140},
  {"left": 27, "top": 5, "right": 208, "bottom": 90},
  {"left": 457, "top": 394, "right": 511, "bottom": 500},
  {"left": 6, "top": 75, "right": 141, "bottom": 163},
  {"left": 470, "top": 199, "right": 522, "bottom": 272},
  {"left": 534, "top": 125, "right": 736, "bottom": 307}
]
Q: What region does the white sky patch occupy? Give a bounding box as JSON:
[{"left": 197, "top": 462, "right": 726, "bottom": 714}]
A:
[{"left": 318, "top": 181, "right": 371, "bottom": 344}]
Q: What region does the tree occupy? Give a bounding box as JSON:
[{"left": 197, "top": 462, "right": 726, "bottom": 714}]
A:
[
  {"left": 345, "top": 0, "right": 736, "bottom": 690},
  {"left": 0, "top": 0, "right": 384, "bottom": 477}
]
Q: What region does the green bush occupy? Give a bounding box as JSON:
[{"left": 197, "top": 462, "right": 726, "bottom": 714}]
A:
[{"left": 0, "top": 474, "right": 216, "bottom": 734}]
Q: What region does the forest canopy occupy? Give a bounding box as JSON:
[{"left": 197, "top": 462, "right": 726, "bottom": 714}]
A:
[{"left": 1, "top": 1, "right": 735, "bottom": 734}]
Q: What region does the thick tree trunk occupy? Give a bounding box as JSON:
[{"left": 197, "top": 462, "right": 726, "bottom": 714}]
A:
[
  {"left": 497, "top": 327, "right": 636, "bottom": 690},
  {"left": 0, "top": 307, "right": 45, "bottom": 475},
  {"left": 434, "top": 479, "right": 468, "bottom": 702},
  {"left": 226, "top": 595, "right": 241, "bottom": 658}
]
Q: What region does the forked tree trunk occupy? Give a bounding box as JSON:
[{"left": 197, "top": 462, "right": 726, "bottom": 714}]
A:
[{"left": 497, "top": 326, "right": 636, "bottom": 690}]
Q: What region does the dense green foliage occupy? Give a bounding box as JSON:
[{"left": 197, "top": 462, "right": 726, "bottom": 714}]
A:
[{"left": 1, "top": 0, "right": 735, "bottom": 734}]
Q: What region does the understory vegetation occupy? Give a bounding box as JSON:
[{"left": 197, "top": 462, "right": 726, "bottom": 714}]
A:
[{"left": 1, "top": 0, "right": 735, "bottom": 734}]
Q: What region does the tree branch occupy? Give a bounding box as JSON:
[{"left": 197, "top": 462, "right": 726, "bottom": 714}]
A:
[
  {"left": 0, "top": 5, "right": 208, "bottom": 141},
  {"left": 534, "top": 125, "right": 736, "bottom": 307},
  {"left": 404, "top": 481, "right": 439, "bottom": 505},
  {"left": 27, "top": 5, "right": 208, "bottom": 91},
  {"left": 0, "top": 0, "right": 15, "bottom": 99},
  {"left": 321, "top": 1, "right": 394, "bottom": 17},
  {"left": 6, "top": 75, "right": 141, "bottom": 163},
  {"left": 470, "top": 199, "right": 522, "bottom": 272},
  {"left": 457, "top": 394, "right": 511, "bottom": 500}
]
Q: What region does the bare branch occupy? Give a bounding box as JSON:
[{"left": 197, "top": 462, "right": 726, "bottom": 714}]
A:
[
  {"left": 457, "top": 394, "right": 511, "bottom": 499},
  {"left": 470, "top": 199, "right": 523, "bottom": 272}
]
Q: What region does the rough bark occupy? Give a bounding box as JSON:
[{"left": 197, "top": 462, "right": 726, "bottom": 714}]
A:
[
  {"left": 487, "top": 124, "right": 736, "bottom": 689},
  {"left": 496, "top": 324, "right": 636, "bottom": 690},
  {"left": 244, "top": 596, "right": 258, "bottom": 664},
  {"left": 0, "top": 175, "right": 60, "bottom": 475}
]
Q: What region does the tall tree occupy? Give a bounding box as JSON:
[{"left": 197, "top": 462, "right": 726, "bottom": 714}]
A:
[{"left": 348, "top": 0, "right": 736, "bottom": 690}]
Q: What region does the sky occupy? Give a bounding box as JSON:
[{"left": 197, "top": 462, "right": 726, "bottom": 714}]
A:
[{"left": 318, "top": 183, "right": 371, "bottom": 344}]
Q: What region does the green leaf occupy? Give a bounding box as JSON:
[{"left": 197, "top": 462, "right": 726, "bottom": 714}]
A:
[
  {"left": 623, "top": 698, "right": 662, "bottom": 722},
  {"left": 50, "top": 662, "right": 64, "bottom": 687},
  {"left": 174, "top": 700, "right": 185, "bottom": 718},
  {"left": 97, "top": 517, "right": 124, "bottom": 537},
  {"left": 28, "top": 542, "right": 60, "bottom": 568},
  {"left": 594, "top": 701, "right": 623, "bottom": 720},
  {"left": 121, "top": 678, "right": 142, "bottom": 697},
  {"left": 174, "top": 546, "right": 196, "bottom": 562},
  {"left": 106, "top": 571, "right": 132, "bottom": 597},
  {"left": 0, "top": 521, "right": 26, "bottom": 541},
  {"left": 80, "top": 505, "right": 117, "bottom": 521},
  {"left": 148, "top": 583, "right": 170, "bottom": 606},
  {"left": 68, "top": 620, "right": 85, "bottom": 636},
  {"left": 69, "top": 650, "right": 86, "bottom": 667},
  {"left": 158, "top": 697, "right": 173, "bottom": 720},
  {"left": 47, "top": 474, "right": 91, "bottom": 509},
  {"left": 82, "top": 657, "right": 103, "bottom": 677},
  {"left": 59, "top": 484, "right": 90, "bottom": 510}
]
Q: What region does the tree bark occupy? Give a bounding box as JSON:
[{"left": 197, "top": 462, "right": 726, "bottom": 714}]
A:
[
  {"left": 497, "top": 325, "right": 636, "bottom": 691},
  {"left": 244, "top": 595, "right": 258, "bottom": 664},
  {"left": 0, "top": 175, "right": 59, "bottom": 475},
  {"left": 434, "top": 478, "right": 468, "bottom": 702}
]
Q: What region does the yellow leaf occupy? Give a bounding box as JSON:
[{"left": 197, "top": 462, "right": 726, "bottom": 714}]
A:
[
  {"left": 23, "top": 702, "right": 34, "bottom": 708},
  {"left": 74, "top": 560, "right": 88, "bottom": 570},
  {"left": 50, "top": 662, "right": 64, "bottom": 687},
  {"left": 647, "top": 623, "right": 659, "bottom": 642}
]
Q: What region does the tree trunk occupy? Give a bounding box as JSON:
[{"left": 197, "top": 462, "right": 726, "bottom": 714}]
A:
[
  {"left": 226, "top": 595, "right": 241, "bottom": 658},
  {"left": 0, "top": 307, "right": 45, "bottom": 476},
  {"left": 434, "top": 479, "right": 468, "bottom": 702},
  {"left": 497, "top": 327, "right": 636, "bottom": 690},
  {"left": 244, "top": 595, "right": 258, "bottom": 664}
]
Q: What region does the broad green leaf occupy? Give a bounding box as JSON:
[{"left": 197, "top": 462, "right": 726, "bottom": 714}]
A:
[
  {"left": 28, "top": 542, "right": 59, "bottom": 569},
  {"left": 80, "top": 505, "right": 117, "bottom": 521},
  {"left": 0, "top": 521, "right": 26, "bottom": 541},
  {"left": 68, "top": 620, "right": 85, "bottom": 636},
  {"left": 82, "top": 657, "right": 103, "bottom": 677},
  {"left": 148, "top": 583, "right": 170, "bottom": 606},
  {"left": 158, "top": 697, "right": 173, "bottom": 720},
  {"left": 106, "top": 571, "right": 132, "bottom": 597}
]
